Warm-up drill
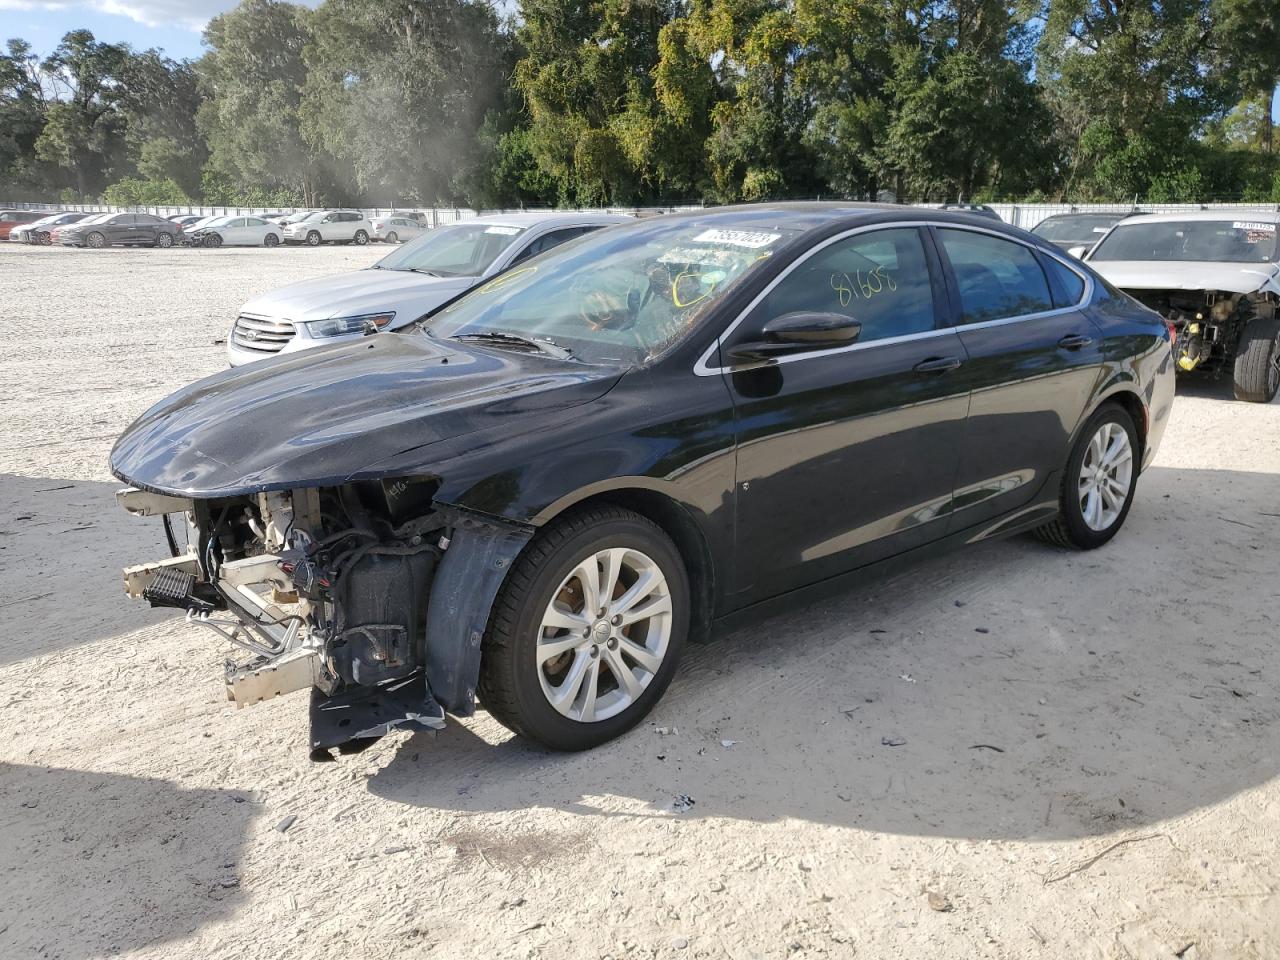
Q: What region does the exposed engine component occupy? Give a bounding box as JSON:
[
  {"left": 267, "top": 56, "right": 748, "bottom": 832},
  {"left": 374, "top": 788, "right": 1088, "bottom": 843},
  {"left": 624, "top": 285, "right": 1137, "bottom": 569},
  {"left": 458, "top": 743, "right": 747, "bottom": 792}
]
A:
[
  {"left": 118, "top": 477, "right": 530, "bottom": 757},
  {"left": 1126, "top": 288, "right": 1276, "bottom": 375}
]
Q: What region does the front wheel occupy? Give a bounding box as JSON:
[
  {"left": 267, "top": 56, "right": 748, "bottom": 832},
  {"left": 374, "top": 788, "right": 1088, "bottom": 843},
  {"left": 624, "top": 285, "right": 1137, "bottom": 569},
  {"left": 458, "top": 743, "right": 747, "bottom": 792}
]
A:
[
  {"left": 204, "top": 233, "right": 223, "bottom": 249},
  {"left": 38, "top": 232, "right": 52, "bottom": 246},
  {"left": 1232, "top": 317, "right": 1280, "bottom": 403},
  {"left": 352, "top": 229, "right": 369, "bottom": 245},
  {"left": 478, "top": 505, "right": 689, "bottom": 750},
  {"left": 85, "top": 232, "right": 106, "bottom": 249},
  {"left": 264, "top": 233, "right": 280, "bottom": 247},
  {"left": 305, "top": 230, "right": 322, "bottom": 246},
  {"left": 1035, "top": 404, "right": 1139, "bottom": 549},
  {"left": 155, "top": 232, "right": 173, "bottom": 248}
]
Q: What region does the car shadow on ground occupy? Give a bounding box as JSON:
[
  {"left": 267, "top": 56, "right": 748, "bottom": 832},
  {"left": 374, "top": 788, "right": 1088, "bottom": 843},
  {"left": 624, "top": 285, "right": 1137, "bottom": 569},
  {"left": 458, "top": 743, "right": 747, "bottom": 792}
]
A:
[
  {"left": 370, "top": 464, "right": 1280, "bottom": 842},
  {"left": 0, "top": 473, "right": 176, "bottom": 666},
  {"left": 0, "top": 763, "right": 254, "bottom": 960}
]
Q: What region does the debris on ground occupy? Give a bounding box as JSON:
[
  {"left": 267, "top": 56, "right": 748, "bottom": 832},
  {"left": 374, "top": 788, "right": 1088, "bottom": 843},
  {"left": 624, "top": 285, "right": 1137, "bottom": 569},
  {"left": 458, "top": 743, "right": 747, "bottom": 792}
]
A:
[
  {"left": 274, "top": 815, "right": 297, "bottom": 833},
  {"left": 927, "top": 891, "right": 953, "bottom": 912},
  {"left": 881, "top": 736, "right": 906, "bottom": 747},
  {"left": 671, "top": 795, "right": 696, "bottom": 813}
]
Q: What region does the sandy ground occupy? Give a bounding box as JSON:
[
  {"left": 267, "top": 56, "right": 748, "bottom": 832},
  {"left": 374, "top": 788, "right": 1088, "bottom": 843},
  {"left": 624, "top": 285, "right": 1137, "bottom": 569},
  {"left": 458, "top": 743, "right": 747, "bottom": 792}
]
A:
[{"left": 0, "top": 243, "right": 1277, "bottom": 960}]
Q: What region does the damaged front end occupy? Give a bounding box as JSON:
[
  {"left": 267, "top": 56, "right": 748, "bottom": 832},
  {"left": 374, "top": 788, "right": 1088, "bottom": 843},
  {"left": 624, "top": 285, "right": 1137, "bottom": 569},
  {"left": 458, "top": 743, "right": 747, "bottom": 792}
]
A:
[
  {"left": 1125, "top": 288, "right": 1278, "bottom": 374},
  {"left": 118, "top": 480, "right": 530, "bottom": 757}
]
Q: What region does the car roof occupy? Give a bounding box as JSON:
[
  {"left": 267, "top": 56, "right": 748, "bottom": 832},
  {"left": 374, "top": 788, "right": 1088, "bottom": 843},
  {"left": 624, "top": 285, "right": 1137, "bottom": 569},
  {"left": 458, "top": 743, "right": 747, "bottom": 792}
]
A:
[
  {"left": 618, "top": 201, "right": 1031, "bottom": 236},
  {"left": 1039, "top": 211, "right": 1130, "bottom": 221},
  {"left": 467, "top": 211, "right": 633, "bottom": 228},
  {"left": 1116, "top": 210, "right": 1280, "bottom": 225}
]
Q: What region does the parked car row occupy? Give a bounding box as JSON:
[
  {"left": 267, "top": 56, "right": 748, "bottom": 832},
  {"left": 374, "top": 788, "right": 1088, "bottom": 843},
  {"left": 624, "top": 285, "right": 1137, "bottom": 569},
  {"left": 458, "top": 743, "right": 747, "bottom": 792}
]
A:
[{"left": 3, "top": 207, "right": 432, "bottom": 249}]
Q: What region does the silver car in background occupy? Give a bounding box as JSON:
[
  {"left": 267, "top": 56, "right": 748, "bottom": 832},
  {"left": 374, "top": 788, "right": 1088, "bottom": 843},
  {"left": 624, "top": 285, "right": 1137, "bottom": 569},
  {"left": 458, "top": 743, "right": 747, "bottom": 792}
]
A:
[
  {"left": 370, "top": 214, "right": 426, "bottom": 243},
  {"left": 227, "top": 211, "right": 630, "bottom": 366}
]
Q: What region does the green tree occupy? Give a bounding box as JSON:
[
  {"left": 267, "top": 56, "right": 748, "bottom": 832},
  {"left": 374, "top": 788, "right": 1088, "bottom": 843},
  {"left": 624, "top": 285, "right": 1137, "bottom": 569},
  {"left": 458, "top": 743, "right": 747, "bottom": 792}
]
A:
[
  {"left": 198, "top": 0, "right": 320, "bottom": 204},
  {"left": 32, "top": 30, "right": 131, "bottom": 198},
  {"left": 301, "top": 0, "right": 509, "bottom": 205}
]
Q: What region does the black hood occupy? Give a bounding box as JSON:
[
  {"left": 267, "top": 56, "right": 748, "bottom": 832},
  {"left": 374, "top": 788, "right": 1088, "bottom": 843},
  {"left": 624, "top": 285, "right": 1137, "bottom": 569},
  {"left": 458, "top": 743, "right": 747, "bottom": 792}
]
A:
[{"left": 110, "top": 332, "right": 622, "bottom": 497}]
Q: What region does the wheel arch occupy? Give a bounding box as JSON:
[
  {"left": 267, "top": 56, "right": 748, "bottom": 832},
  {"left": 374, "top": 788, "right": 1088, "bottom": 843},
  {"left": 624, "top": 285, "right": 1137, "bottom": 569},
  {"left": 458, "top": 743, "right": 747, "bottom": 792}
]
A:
[
  {"left": 1078, "top": 382, "right": 1149, "bottom": 465},
  {"left": 532, "top": 483, "right": 717, "bottom": 644}
]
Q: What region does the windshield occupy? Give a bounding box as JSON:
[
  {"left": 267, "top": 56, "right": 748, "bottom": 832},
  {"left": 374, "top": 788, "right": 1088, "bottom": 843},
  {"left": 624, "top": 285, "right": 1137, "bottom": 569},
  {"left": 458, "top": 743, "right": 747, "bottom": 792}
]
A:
[
  {"left": 1033, "top": 215, "right": 1122, "bottom": 242},
  {"left": 1091, "top": 220, "right": 1278, "bottom": 263},
  {"left": 422, "top": 218, "right": 801, "bottom": 364},
  {"left": 377, "top": 222, "right": 528, "bottom": 277}
]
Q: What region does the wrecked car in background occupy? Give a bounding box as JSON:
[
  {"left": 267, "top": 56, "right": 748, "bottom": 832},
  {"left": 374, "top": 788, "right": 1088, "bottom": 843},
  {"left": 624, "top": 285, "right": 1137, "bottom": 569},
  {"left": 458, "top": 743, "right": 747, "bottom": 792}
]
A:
[
  {"left": 112, "top": 204, "right": 1172, "bottom": 758},
  {"left": 1083, "top": 211, "right": 1280, "bottom": 402}
]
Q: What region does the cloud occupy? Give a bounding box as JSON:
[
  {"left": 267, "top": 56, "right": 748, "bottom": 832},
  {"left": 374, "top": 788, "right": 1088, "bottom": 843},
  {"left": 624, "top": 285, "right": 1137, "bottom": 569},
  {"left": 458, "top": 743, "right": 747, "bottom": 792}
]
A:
[{"left": 0, "top": 0, "right": 236, "bottom": 32}]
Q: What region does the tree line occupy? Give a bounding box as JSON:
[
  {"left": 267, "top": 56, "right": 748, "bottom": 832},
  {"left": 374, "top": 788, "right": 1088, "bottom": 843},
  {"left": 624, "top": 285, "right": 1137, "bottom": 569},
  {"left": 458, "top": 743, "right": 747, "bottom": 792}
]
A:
[{"left": 3, "top": 0, "right": 1280, "bottom": 209}]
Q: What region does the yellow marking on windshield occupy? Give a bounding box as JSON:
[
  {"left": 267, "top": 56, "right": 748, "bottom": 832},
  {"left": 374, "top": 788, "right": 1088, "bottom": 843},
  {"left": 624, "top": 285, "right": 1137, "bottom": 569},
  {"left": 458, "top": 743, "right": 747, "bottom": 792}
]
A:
[{"left": 480, "top": 266, "right": 537, "bottom": 292}]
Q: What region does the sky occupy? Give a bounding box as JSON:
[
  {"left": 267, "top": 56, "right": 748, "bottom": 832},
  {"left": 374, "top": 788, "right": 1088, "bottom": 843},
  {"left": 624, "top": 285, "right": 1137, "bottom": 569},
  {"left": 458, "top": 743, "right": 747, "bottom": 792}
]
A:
[{"left": 0, "top": 0, "right": 317, "bottom": 60}]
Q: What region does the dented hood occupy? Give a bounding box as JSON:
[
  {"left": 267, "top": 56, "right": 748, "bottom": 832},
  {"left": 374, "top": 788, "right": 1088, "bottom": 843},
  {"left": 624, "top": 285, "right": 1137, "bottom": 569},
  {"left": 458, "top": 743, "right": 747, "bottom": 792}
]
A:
[
  {"left": 1088, "top": 260, "right": 1280, "bottom": 296},
  {"left": 110, "top": 332, "right": 621, "bottom": 498}
]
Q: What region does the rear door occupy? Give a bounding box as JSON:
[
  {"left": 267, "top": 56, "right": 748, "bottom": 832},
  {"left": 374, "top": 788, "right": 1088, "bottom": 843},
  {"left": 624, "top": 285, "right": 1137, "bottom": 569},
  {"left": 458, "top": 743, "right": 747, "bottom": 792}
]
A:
[
  {"left": 721, "top": 225, "right": 971, "bottom": 603},
  {"left": 932, "top": 226, "right": 1104, "bottom": 529}
]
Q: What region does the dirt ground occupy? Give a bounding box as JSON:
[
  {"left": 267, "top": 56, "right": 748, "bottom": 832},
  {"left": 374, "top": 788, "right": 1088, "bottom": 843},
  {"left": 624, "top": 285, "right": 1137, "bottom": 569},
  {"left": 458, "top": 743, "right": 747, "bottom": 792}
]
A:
[{"left": 0, "top": 243, "right": 1277, "bottom": 960}]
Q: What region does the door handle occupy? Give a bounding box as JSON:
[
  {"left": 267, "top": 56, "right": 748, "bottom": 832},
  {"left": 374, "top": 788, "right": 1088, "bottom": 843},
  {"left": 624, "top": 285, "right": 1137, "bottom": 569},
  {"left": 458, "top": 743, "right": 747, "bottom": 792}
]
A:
[
  {"left": 1058, "top": 333, "right": 1094, "bottom": 350},
  {"left": 913, "top": 356, "right": 963, "bottom": 374}
]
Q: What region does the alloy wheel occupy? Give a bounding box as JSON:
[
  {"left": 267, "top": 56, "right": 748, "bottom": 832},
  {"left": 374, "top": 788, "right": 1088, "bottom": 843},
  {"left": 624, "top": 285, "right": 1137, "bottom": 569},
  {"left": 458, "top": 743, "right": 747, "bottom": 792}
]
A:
[
  {"left": 86, "top": 232, "right": 105, "bottom": 249},
  {"left": 536, "top": 547, "right": 673, "bottom": 723},
  {"left": 1078, "top": 421, "right": 1133, "bottom": 531},
  {"left": 353, "top": 230, "right": 369, "bottom": 245}
]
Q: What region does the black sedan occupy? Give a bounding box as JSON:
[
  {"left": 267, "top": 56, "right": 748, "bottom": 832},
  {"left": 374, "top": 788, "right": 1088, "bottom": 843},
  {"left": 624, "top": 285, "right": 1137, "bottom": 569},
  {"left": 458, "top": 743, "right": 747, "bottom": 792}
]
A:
[
  {"left": 110, "top": 204, "right": 1173, "bottom": 756},
  {"left": 57, "top": 212, "right": 181, "bottom": 248}
]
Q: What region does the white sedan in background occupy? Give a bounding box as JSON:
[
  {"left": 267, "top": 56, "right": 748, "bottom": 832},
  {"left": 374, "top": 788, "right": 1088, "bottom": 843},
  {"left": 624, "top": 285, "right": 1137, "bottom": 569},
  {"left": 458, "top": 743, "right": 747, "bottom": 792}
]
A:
[
  {"left": 188, "top": 215, "right": 283, "bottom": 248},
  {"left": 227, "top": 211, "right": 631, "bottom": 365},
  {"left": 370, "top": 214, "right": 426, "bottom": 243}
]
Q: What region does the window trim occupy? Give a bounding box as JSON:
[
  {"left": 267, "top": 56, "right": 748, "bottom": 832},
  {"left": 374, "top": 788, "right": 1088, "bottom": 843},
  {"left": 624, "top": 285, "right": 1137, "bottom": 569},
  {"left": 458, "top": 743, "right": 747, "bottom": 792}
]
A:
[{"left": 693, "top": 221, "right": 1092, "bottom": 377}]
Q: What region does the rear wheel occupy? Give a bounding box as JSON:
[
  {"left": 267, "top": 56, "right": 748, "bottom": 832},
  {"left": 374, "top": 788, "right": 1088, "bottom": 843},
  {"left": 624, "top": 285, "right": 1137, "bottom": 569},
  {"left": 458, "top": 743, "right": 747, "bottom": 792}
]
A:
[
  {"left": 264, "top": 233, "right": 280, "bottom": 247},
  {"left": 478, "top": 505, "right": 689, "bottom": 750},
  {"left": 155, "top": 232, "right": 173, "bottom": 248},
  {"left": 386, "top": 231, "right": 398, "bottom": 244},
  {"left": 306, "top": 230, "right": 322, "bottom": 246},
  {"left": 1035, "top": 404, "right": 1139, "bottom": 550},
  {"left": 1232, "top": 317, "right": 1280, "bottom": 403},
  {"left": 85, "top": 232, "right": 106, "bottom": 249},
  {"left": 353, "top": 229, "right": 369, "bottom": 245}
]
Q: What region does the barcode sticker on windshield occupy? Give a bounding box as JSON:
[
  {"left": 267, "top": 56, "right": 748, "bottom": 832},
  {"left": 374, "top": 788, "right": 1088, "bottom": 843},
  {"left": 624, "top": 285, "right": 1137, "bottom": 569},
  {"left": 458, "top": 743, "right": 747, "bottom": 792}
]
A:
[
  {"left": 1232, "top": 221, "right": 1276, "bottom": 232},
  {"left": 484, "top": 225, "right": 521, "bottom": 235},
  {"left": 692, "top": 229, "right": 781, "bottom": 248}
]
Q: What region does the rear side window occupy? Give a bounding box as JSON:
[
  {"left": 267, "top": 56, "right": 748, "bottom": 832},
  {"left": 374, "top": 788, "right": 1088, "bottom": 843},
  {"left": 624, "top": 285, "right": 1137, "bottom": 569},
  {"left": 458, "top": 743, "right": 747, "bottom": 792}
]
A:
[
  {"left": 1041, "top": 255, "right": 1086, "bottom": 307},
  {"left": 938, "top": 229, "right": 1054, "bottom": 323},
  {"left": 751, "top": 227, "right": 936, "bottom": 344}
]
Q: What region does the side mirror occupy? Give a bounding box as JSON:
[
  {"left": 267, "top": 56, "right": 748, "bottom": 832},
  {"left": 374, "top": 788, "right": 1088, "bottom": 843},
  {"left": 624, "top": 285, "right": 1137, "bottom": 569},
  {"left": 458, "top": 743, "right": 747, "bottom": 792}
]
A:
[
  {"left": 728, "top": 311, "right": 862, "bottom": 363},
  {"left": 1066, "top": 245, "right": 1088, "bottom": 259}
]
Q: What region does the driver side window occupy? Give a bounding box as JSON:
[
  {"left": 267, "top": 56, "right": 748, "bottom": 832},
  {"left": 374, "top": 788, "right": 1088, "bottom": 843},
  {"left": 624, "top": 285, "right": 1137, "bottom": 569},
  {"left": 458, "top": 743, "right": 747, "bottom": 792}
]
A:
[{"left": 751, "top": 228, "right": 936, "bottom": 345}]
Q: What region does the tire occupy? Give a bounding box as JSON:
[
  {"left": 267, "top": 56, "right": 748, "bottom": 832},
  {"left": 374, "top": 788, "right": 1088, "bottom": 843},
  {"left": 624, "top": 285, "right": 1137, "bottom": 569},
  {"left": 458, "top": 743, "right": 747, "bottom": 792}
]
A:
[
  {"left": 205, "top": 233, "right": 223, "bottom": 249},
  {"left": 155, "top": 232, "right": 173, "bottom": 248},
  {"left": 306, "top": 230, "right": 322, "bottom": 246},
  {"left": 385, "top": 231, "right": 398, "bottom": 244},
  {"left": 1035, "top": 403, "right": 1140, "bottom": 550},
  {"left": 38, "top": 232, "right": 52, "bottom": 246},
  {"left": 1232, "top": 317, "right": 1280, "bottom": 403},
  {"left": 353, "top": 229, "right": 369, "bottom": 245},
  {"left": 478, "top": 505, "right": 690, "bottom": 750},
  {"left": 85, "top": 232, "right": 106, "bottom": 249},
  {"left": 264, "top": 233, "right": 280, "bottom": 247}
]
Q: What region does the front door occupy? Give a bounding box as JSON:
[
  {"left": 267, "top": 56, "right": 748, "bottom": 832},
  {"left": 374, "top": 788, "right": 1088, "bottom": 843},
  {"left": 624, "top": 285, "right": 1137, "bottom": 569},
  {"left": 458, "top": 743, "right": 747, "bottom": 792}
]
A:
[
  {"left": 932, "top": 227, "right": 1105, "bottom": 529},
  {"left": 720, "top": 226, "right": 971, "bottom": 604}
]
